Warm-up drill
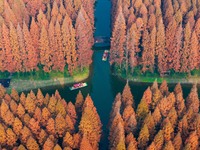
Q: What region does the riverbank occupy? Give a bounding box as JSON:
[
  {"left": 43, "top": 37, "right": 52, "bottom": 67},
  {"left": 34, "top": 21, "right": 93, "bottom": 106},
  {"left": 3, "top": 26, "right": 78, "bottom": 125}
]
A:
[
  {"left": 6, "top": 68, "right": 89, "bottom": 93},
  {"left": 114, "top": 73, "right": 200, "bottom": 84}
]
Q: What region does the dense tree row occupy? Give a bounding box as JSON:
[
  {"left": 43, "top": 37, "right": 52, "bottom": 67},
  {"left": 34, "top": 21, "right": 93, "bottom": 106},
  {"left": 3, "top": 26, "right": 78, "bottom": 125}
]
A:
[
  {"left": 111, "top": 0, "right": 200, "bottom": 75},
  {"left": 0, "top": 80, "right": 199, "bottom": 149},
  {"left": 0, "top": 86, "right": 102, "bottom": 149},
  {"left": 0, "top": 0, "right": 94, "bottom": 74},
  {"left": 109, "top": 80, "right": 200, "bottom": 149}
]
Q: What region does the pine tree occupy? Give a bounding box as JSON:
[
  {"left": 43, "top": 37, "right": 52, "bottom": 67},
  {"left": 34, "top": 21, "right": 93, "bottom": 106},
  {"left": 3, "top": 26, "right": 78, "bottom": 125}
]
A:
[
  {"left": 80, "top": 135, "right": 93, "bottom": 150},
  {"left": 75, "top": 7, "right": 93, "bottom": 71},
  {"left": 126, "top": 23, "right": 138, "bottom": 73},
  {"left": 156, "top": 19, "right": 167, "bottom": 75},
  {"left": 13, "top": 117, "right": 23, "bottom": 136},
  {"left": 136, "top": 98, "right": 149, "bottom": 124},
  {"left": 186, "top": 84, "right": 199, "bottom": 113},
  {"left": 142, "top": 28, "right": 150, "bottom": 72},
  {"left": 22, "top": 22, "right": 38, "bottom": 71},
  {"left": 52, "top": 20, "right": 65, "bottom": 71},
  {"left": 163, "top": 141, "right": 175, "bottom": 150},
  {"left": 166, "top": 18, "right": 177, "bottom": 70},
  {"left": 2, "top": 22, "right": 13, "bottom": 72},
  {"left": 9, "top": 22, "right": 22, "bottom": 72},
  {"left": 6, "top": 128, "right": 17, "bottom": 146},
  {"left": 16, "top": 24, "right": 26, "bottom": 72},
  {"left": 122, "top": 81, "right": 134, "bottom": 107},
  {"left": 180, "top": 22, "right": 191, "bottom": 72},
  {"left": 153, "top": 130, "right": 164, "bottom": 150},
  {"left": 62, "top": 14, "right": 77, "bottom": 74},
  {"left": 51, "top": 1, "right": 59, "bottom": 24},
  {"left": 75, "top": 91, "right": 84, "bottom": 113},
  {"left": 173, "top": 132, "right": 183, "bottom": 150},
  {"left": 79, "top": 95, "right": 102, "bottom": 150},
  {"left": 163, "top": 118, "right": 174, "bottom": 142},
  {"left": 39, "top": 25, "right": 52, "bottom": 72},
  {"left": 170, "top": 24, "right": 182, "bottom": 72},
  {"left": 122, "top": 105, "right": 137, "bottom": 134},
  {"left": 3, "top": 0, "right": 17, "bottom": 27},
  {"left": 30, "top": 17, "right": 39, "bottom": 55},
  {"left": 188, "top": 31, "right": 198, "bottom": 71},
  {"left": 0, "top": 123, "right": 6, "bottom": 145},
  {"left": 138, "top": 124, "right": 150, "bottom": 149},
  {"left": 110, "top": 6, "right": 126, "bottom": 68}
]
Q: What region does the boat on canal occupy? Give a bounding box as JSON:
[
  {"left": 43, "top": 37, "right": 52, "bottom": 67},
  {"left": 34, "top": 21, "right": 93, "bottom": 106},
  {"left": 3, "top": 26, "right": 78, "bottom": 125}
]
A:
[
  {"left": 69, "top": 82, "right": 87, "bottom": 90},
  {"left": 102, "top": 50, "right": 109, "bottom": 61}
]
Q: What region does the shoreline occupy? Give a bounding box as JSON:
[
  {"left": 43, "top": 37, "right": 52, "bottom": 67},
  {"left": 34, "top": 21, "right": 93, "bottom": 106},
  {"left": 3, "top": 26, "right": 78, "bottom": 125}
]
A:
[
  {"left": 113, "top": 73, "right": 200, "bottom": 84},
  {"left": 6, "top": 70, "right": 89, "bottom": 93}
]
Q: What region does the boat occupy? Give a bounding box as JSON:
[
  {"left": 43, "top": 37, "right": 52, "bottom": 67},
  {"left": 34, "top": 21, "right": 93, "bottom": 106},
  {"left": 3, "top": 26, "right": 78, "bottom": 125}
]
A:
[
  {"left": 102, "top": 50, "right": 109, "bottom": 61},
  {"left": 69, "top": 82, "right": 87, "bottom": 90}
]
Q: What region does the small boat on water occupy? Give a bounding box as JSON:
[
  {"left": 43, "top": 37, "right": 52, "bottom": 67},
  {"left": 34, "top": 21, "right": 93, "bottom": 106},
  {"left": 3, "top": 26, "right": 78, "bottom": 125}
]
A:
[
  {"left": 102, "top": 50, "right": 109, "bottom": 61},
  {"left": 69, "top": 82, "right": 87, "bottom": 90}
]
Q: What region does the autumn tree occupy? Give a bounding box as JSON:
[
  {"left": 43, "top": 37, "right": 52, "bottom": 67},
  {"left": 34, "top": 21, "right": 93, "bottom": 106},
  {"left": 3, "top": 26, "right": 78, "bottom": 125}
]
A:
[
  {"left": 180, "top": 22, "right": 191, "bottom": 72},
  {"left": 6, "top": 128, "right": 17, "bottom": 146},
  {"left": 186, "top": 84, "right": 199, "bottom": 113},
  {"left": 173, "top": 132, "right": 183, "bottom": 150},
  {"left": 163, "top": 118, "right": 174, "bottom": 142},
  {"left": 143, "top": 112, "right": 156, "bottom": 138},
  {"left": 109, "top": 115, "right": 126, "bottom": 150},
  {"left": 75, "top": 7, "right": 93, "bottom": 71},
  {"left": 110, "top": 6, "right": 126, "bottom": 68},
  {"left": 30, "top": 17, "right": 39, "bottom": 54},
  {"left": 170, "top": 24, "right": 182, "bottom": 72},
  {"left": 188, "top": 30, "right": 198, "bottom": 71},
  {"left": 61, "top": 14, "right": 77, "bottom": 74},
  {"left": 80, "top": 135, "right": 93, "bottom": 150},
  {"left": 22, "top": 21, "right": 38, "bottom": 71},
  {"left": 126, "top": 133, "right": 138, "bottom": 150},
  {"left": 136, "top": 98, "right": 149, "bottom": 124},
  {"left": 2, "top": 22, "right": 13, "bottom": 72},
  {"left": 142, "top": 27, "right": 156, "bottom": 72},
  {"left": 137, "top": 124, "right": 150, "bottom": 149},
  {"left": 184, "top": 131, "right": 199, "bottom": 150},
  {"left": 55, "top": 113, "right": 66, "bottom": 137},
  {"left": 9, "top": 22, "right": 22, "bottom": 72},
  {"left": 122, "top": 105, "right": 137, "bottom": 133},
  {"left": 79, "top": 95, "right": 102, "bottom": 149},
  {"left": 75, "top": 91, "right": 84, "bottom": 113},
  {"left": 122, "top": 81, "right": 134, "bottom": 107},
  {"left": 153, "top": 130, "right": 164, "bottom": 150},
  {"left": 156, "top": 19, "right": 167, "bottom": 74},
  {"left": 25, "top": 94, "right": 36, "bottom": 115},
  {"left": 52, "top": 20, "right": 65, "bottom": 71},
  {"left": 39, "top": 25, "right": 52, "bottom": 72},
  {"left": 43, "top": 136, "right": 55, "bottom": 150},
  {"left": 0, "top": 123, "right": 6, "bottom": 145},
  {"left": 152, "top": 106, "right": 162, "bottom": 125},
  {"left": 125, "top": 23, "right": 138, "bottom": 73},
  {"left": 26, "top": 136, "right": 39, "bottom": 150},
  {"left": 63, "top": 132, "right": 74, "bottom": 148},
  {"left": 16, "top": 23, "right": 26, "bottom": 72},
  {"left": 163, "top": 141, "right": 175, "bottom": 150},
  {"left": 3, "top": 0, "right": 17, "bottom": 26},
  {"left": 13, "top": 117, "right": 23, "bottom": 136}
]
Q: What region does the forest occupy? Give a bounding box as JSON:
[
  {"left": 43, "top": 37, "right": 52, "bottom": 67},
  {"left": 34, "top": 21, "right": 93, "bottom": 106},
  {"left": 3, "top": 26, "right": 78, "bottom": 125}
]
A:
[
  {"left": 0, "top": 80, "right": 199, "bottom": 149},
  {"left": 0, "top": 86, "right": 102, "bottom": 149},
  {"left": 0, "top": 0, "right": 94, "bottom": 74},
  {"left": 111, "top": 0, "right": 200, "bottom": 76}
]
